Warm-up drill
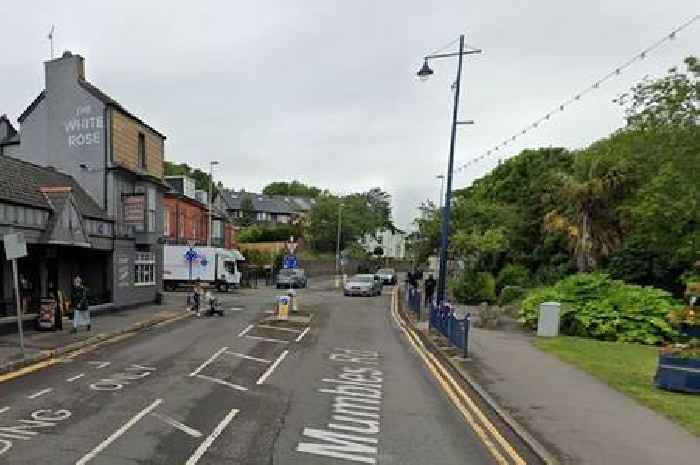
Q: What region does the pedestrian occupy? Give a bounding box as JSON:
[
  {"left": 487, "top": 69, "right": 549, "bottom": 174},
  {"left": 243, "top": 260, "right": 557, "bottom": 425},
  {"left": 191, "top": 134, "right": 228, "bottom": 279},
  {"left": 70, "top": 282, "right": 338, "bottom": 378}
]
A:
[
  {"left": 424, "top": 274, "right": 436, "bottom": 306},
  {"left": 71, "top": 276, "right": 90, "bottom": 332},
  {"left": 408, "top": 270, "right": 418, "bottom": 290},
  {"left": 192, "top": 279, "right": 204, "bottom": 317}
]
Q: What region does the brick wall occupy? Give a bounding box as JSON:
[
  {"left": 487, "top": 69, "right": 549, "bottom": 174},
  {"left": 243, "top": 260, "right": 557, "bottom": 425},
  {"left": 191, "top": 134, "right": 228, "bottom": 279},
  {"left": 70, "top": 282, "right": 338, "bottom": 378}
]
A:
[{"left": 163, "top": 195, "right": 209, "bottom": 244}]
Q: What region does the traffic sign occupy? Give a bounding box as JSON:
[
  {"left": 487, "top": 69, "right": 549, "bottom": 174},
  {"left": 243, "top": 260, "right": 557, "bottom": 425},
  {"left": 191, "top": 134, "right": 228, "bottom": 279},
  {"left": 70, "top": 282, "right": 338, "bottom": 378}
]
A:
[{"left": 284, "top": 255, "right": 298, "bottom": 269}]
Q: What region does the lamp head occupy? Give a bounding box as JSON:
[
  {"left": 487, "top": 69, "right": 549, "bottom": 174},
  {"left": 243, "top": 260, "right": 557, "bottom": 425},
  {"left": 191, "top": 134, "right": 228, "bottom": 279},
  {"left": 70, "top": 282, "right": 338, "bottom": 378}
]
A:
[{"left": 416, "top": 59, "right": 434, "bottom": 81}]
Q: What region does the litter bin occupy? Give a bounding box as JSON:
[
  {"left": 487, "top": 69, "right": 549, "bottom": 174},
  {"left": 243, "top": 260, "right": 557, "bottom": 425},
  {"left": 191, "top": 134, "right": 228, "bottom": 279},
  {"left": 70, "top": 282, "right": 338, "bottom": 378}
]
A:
[{"left": 537, "top": 301, "right": 561, "bottom": 337}]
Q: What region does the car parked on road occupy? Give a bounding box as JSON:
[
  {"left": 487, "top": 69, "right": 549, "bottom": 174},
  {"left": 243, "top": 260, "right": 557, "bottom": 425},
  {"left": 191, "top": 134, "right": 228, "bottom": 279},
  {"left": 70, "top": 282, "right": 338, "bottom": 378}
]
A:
[
  {"left": 344, "top": 274, "right": 383, "bottom": 296},
  {"left": 276, "top": 268, "right": 307, "bottom": 288},
  {"left": 376, "top": 268, "right": 397, "bottom": 285}
]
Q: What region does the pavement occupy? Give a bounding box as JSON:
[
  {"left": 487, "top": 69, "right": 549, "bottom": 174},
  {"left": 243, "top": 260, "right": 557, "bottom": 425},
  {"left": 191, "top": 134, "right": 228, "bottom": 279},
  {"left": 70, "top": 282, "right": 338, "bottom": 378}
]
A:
[
  {"left": 0, "top": 293, "right": 189, "bottom": 374},
  {"left": 465, "top": 322, "right": 700, "bottom": 465},
  {"left": 0, "top": 278, "right": 500, "bottom": 464}
]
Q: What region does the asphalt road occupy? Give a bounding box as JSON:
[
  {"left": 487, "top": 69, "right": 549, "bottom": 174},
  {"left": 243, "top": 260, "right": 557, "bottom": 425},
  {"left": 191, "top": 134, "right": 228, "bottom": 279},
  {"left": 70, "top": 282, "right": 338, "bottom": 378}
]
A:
[{"left": 0, "top": 279, "right": 497, "bottom": 465}]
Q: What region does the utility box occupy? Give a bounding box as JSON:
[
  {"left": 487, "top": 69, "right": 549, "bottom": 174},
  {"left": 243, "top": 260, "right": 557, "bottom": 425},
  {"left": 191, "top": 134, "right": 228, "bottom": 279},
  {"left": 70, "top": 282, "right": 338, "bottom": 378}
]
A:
[{"left": 537, "top": 302, "right": 561, "bottom": 337}]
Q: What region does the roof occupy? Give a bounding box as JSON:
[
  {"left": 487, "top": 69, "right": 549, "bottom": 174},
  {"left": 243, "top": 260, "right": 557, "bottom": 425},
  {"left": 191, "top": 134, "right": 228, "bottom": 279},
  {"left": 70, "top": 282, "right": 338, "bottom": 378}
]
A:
[
  {"left": 0, "top": 114, "right": 19, "bottom": 146},
  {"left": 276, "top": 196, "right": 316, "bottom": 212},
  {"left": 17, "top": 82, "right": 166, "bottom": 139},
  {"left": 221, "top": 190, "right": 293, "bottom": 215},
  {"left": 0, "top": 156, "right": 110, "bottom": 220}
]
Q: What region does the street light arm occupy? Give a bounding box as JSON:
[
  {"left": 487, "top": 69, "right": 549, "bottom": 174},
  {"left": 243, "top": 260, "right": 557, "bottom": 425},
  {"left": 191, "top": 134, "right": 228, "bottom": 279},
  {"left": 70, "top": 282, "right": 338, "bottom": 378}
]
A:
[{"left": 424, "top": 49, "right": 482, "bottom": 60}]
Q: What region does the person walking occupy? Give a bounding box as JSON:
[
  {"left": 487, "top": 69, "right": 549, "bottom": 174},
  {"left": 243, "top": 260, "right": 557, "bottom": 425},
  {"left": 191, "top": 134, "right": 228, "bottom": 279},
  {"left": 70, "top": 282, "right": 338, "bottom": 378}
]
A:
[
  {"left": 71, "top": 276, "right": 90, "bottom": 332},
  {"left": 424, "top": 274, "right": 437, "bottom": 306}
]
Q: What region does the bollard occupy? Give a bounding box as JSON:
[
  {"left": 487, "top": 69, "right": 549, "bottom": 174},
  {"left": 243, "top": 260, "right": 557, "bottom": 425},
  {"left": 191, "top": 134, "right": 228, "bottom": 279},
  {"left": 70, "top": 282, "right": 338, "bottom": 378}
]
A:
[
  {"left": 464, "top": 313, "right": 471, "bottom": 358},
  {"left": 277, "top": 295, "right": 290, "bottom": 320}
]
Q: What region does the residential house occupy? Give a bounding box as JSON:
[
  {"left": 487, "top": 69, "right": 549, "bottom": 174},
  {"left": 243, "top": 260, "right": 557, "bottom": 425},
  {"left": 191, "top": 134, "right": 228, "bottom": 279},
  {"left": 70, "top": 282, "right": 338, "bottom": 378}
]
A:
[
  {"left": 5, "top": 51, "right": 167, "bottom": 307},
  {"left": 362, "top": 229, "right": 406, "bottom": 259},
  {"left": 163, "top": 176, "right": 209, "bottom": 246},
  {"left": 221, "top": 190, "right": 293, "bottom": 225},
  {"left": 276, "top": 196, "right": 317, "bottom": 225}
]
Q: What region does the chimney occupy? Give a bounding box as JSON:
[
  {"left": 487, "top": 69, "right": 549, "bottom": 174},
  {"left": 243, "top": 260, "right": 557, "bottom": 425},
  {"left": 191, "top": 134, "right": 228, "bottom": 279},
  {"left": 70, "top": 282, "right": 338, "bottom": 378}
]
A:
[{"left": 44, "top": 50, "right": 86, "bottom": 91}]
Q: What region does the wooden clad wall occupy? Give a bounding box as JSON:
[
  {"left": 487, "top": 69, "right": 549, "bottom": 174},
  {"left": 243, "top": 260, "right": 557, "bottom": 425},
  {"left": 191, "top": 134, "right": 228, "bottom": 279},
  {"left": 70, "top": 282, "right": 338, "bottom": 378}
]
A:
[{"left": 111, "top": 110, "right": 164, "bottom": 178}]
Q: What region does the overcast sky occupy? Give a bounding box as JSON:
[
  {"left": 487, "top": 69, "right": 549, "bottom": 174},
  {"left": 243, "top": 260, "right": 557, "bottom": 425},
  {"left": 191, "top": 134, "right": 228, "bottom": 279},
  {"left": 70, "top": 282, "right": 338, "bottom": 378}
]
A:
[{"left": 1, "top": 1, "right": 697, "bottom": 229}]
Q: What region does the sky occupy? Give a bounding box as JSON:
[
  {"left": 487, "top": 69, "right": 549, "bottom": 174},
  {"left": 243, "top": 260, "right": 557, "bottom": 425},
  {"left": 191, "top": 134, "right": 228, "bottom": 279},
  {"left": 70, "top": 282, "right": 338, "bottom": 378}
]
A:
[{"left": 0, "top": 1, "right": 697, "bottom": 230}]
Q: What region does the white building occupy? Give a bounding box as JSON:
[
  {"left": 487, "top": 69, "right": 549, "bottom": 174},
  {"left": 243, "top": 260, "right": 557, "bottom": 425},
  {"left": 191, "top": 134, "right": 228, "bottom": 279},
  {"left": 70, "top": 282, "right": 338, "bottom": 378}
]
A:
[{"left": 362, "top": 229, "right": 406, "bottom": 259}]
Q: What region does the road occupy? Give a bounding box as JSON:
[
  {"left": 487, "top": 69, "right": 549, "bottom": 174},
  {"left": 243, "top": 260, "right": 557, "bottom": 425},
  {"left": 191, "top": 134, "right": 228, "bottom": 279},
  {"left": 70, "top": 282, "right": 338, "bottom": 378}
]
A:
[{"left": 0, "top": 279, "right": 497, "bottom": 465}]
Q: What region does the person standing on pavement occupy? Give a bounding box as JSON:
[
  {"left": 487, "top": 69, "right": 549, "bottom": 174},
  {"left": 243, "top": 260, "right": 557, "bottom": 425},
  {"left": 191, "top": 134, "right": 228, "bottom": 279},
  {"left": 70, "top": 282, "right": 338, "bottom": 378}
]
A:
[
  {"left": 424, "top": 274, "right": 436, "bottom": 306},
  {"left": 71, "top": 276, "right": 91, "bottom": 332}
]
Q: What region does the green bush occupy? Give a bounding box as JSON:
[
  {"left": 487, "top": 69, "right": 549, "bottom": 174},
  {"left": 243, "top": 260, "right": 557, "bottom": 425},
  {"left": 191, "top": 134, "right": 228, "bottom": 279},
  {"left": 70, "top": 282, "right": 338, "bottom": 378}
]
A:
[
  {"left": 499, "top": 285, "right": 527, "bottom": 306},
  {"left": 238, "top": 224, "right": 298, "bottom": 243},
  {"left": 497, "top": 264, "right": 531, "bottom": 291},
  {"left": 519, "top": 273, "right": 681, "bottom": 345},
  {"left": 450, "top": 271, "right": 497, "bottom": 305}
]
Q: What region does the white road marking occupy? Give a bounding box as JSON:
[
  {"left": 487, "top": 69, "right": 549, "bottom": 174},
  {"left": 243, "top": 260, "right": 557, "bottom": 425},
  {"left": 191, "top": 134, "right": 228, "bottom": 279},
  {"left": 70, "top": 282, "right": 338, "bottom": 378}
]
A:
[
  {"left": 27, "top": 388, "right": 53, "bottom": 399},
  {"left": 195, "top": 374, "right": 248, "bottom": 391},
  {"left": 0, "top": 406, "right": 10, "bottom": 414},
  {"left": 224, "top": 351, "right": 271, "bottom": 364},
  {"left": 189, "top": 347, "right": 229, "bottom": 377},
  {"left": 229, "top": 307, "right": 244, "bottom": 311},
  {"left": 185, "top": 409, "right": 239, "bottom": 465},
  {"left": 151, "top": 412, "right": 202, "bottom": 438},
  {"left": 88, "top": 361, "right": 111, "bottom": 369},
  {"left": 295, "top": 327, "right": 311, "bottom": 342},
  {"left": 66, "top": 373, "right": 85, "bottom": 382},
  {"left": 75, "top": 398, "right": 163, "bottom": 465},
  {"left": 256, "top": 324, "right": 303, "bottom": 333},
  {"left": 243, "top": 335, "right": 289, "bottom": 344},
  {"left": 256, "top": 350, "right": 290, "bottom": 385},
  {"left": 237, "top": 324, "right": 254, "bottom": 337}
]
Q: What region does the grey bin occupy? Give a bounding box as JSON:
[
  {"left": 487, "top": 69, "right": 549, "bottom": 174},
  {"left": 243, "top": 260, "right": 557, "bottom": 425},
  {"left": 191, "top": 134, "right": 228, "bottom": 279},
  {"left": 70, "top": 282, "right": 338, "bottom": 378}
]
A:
[{"left": 537, "top": 302, "right": 561, "bottom": 337}]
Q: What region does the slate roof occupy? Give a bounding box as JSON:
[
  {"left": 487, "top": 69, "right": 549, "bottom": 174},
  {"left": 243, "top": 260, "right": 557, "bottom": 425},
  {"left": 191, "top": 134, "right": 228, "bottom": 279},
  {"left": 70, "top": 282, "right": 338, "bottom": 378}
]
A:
[
  {"left": 0, "top": 114, "right": 19, "bottom": 146},
  {"left": 221, "top": 190, "right": 293, "bottom": 215},
  {"left": 0, "top": 156, "right": 110, "bottom": 220},
  {"left": 17, "top": 82, "right": 166, "bottom": 139},
  {"left": 276, "top": 196, "right": 316, "bottom": 212}
]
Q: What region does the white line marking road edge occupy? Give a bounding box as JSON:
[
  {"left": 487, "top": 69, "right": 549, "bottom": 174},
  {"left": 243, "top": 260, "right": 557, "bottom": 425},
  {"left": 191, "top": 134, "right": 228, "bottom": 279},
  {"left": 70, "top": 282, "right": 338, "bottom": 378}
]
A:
[
  {"left": 28, "top": 388, "right": 53, "bottom": 399},
  {"left": 243, "top": 335, "right": 289, "bottom": 344},
  {"left": 0, "top": 406, "right": 10, "bottom": 414},
  {"left": 195, "top": 374, "right": 248, "bottom": 391},
  {"left": 225, "top": 351, "right": 271, "bottom": 364},
  {"left": 185, "top": 409, "right": 239, "bottom": 465},
  {"left": 151, "top": 412, "right": 202, "bottom": 438},
  {"left": 256, "top": 324, "right": 303, "bottom": 333},
  {"left": 189, "top": 347, "right": 229, "bottom": 377},
  {"left": 237, "top": 324, "right": 254, "bottom": 337},
  {"left": 256, "top": 350, "right": 290, "bottom": 385},
  {"left": 89, "top": 361, "right": 111, "bottom": 369},
  {"left": 75, "top": 398, "right": 163, "bottom": 465},
  {"left": 295, "top": 327, "right": 310, "bottom": 342},
  {"left": 67, "top": 373, "right": 85, "bottom": 382}
]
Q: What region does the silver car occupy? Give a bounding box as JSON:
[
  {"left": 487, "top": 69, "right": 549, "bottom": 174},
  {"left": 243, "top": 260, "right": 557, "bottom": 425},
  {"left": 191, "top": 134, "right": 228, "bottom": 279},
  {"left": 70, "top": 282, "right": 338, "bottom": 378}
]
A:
[
  {"left": 276, "top": 268, "right": 307, "bottom": 288},
  {"left": 344, "top": 274, "right": 382, "bottom": 297},
  {"left": 376, "top": 268, "right": 397, "bottom": 285}
]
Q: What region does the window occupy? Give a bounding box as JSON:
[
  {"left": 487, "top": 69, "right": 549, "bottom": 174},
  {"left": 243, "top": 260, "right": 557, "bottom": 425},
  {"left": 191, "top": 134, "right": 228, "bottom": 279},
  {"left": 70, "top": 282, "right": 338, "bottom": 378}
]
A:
[
  {"left": 163, "top": 208, "right": 170, "bottom": 236},
  {"left": 138, "top": 133, "right": 146, "bottom": 170},
  {"left": 134, "top": 252, "right": 156, "bottom": 286}
]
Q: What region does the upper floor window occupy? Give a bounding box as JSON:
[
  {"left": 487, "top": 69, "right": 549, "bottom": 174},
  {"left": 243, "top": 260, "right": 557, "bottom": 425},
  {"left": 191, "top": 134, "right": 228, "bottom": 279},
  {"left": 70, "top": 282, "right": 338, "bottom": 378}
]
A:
[{"left": 138, "top": 133, "right": 146, "bottom": 170}]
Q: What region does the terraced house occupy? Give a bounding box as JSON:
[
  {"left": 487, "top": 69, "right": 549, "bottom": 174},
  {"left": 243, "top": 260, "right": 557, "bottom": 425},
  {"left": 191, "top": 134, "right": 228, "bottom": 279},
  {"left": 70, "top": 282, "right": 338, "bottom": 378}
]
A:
[{"left": 0, "top": 51, "right": 167, "bottom": 312}]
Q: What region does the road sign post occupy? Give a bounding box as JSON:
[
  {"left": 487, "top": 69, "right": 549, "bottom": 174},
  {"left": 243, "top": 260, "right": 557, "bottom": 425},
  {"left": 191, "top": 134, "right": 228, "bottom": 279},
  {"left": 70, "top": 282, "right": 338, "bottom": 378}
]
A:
[{"left": 4, "top": 233, "right": 28, "bottom": 355}]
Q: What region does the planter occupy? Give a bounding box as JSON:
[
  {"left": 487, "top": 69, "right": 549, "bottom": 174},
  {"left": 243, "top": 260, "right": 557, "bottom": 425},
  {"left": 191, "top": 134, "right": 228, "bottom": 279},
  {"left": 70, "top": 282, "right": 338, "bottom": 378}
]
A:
[
  {"left": 655, "top": 354, "right": 700, "bottom": 394},
  {"left": 679, "top": 324, "right": 700, "bottom": 339}
]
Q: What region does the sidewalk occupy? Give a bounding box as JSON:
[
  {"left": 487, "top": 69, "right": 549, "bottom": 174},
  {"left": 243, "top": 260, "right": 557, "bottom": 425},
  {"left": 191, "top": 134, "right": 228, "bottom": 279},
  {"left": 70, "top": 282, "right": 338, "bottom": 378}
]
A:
[
  {"left": 0, "top": 292, "right": 189, "bottom": 375},
  {"left": 467, "top": 323, "right": 700, "bottom": 465}
]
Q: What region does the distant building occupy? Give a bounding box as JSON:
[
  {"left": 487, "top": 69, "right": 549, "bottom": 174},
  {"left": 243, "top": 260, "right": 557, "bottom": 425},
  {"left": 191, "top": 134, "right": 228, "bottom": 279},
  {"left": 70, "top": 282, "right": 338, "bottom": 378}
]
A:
[
  {"left": 362, "top": 229, "right": 406, "bottom": 259},
  {"left": 163, "top": 176, "right": 209, "bottom": 246},
  {"left": 221, "top": 190, "right": 293, "bottom": 225}
]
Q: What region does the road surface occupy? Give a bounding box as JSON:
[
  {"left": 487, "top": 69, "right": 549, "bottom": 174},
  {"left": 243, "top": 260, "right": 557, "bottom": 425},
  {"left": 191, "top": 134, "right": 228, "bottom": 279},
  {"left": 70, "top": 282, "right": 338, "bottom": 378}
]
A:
[{"left": 0, "top": 280, "right": 497, "bottom": 464}]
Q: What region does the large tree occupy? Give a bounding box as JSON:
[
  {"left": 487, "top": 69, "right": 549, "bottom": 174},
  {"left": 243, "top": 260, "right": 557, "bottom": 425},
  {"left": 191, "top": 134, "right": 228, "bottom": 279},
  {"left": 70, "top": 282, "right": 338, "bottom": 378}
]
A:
[{"left": 262, "top": 181, "right": 322, "bottom": 198}]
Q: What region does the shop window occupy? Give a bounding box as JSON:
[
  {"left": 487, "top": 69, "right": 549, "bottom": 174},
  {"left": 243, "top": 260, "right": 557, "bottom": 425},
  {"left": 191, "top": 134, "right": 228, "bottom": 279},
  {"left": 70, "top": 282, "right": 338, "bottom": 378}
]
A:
[
  {"left": 138, "top": 133, "right": 146, "bottom": 170},
  {"left": 134, "top": 252, "right": 156, "bottom": 286}
]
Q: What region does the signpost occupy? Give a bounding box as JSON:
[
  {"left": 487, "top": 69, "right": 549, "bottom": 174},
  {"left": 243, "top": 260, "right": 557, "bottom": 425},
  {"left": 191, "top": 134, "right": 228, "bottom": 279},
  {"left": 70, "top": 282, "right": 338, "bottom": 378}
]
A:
[{"left": 4, "top": 233, "right": 27, "bottom": 355}]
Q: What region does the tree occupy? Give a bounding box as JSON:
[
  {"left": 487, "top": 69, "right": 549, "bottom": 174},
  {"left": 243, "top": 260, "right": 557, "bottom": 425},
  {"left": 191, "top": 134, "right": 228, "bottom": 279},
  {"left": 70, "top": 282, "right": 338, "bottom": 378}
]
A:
[
  {"left": 164, "top": 161, "right": 219, "bottom": 198},
  {"left": 373, "top": 246, "right": 384, "bottom": 257},
  {"left": 262, "top": 181, "right": 322, "bottom": 198},
  {"left": 239, "top": 194, "right": 256, "bottom": 227}
]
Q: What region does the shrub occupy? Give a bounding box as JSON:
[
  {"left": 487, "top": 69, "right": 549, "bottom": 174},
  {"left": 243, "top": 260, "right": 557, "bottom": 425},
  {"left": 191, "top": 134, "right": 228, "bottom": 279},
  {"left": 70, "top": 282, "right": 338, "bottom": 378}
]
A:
[
  {"left": 496, "top": 264, "right": 531, "bottom": 291},
  {"left": 238, "top": 224, "right": 298, "bottom": 243},
  {"left": 450, "top": 271, "right": 497, "bottom": 305},
  {"left": 519, "top": 273, "right": 681, "bottom": 345},
  {"left": 499, "top": 285, "right": 527, "bottom": 306}
]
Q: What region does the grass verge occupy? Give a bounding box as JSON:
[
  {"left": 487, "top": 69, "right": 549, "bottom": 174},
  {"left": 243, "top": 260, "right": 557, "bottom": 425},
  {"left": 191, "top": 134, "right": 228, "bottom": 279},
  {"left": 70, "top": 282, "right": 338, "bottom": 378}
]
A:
[{"left": 535, "top": 336, "right": 700, "bottom": 436}]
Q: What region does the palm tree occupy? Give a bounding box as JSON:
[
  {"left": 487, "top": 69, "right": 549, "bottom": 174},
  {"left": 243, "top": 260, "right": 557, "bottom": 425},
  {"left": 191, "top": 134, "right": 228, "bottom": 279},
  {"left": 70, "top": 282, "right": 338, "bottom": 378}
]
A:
[{"left": 545, "top": 155, "right": 626, "bottom": 272}]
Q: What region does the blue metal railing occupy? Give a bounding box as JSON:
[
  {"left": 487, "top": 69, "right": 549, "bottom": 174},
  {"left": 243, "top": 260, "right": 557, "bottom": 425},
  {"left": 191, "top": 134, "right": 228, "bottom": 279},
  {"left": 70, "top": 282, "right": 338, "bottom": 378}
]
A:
[
  {"left": 429, "top": 302, "right": 470, "bottom": 356},
  {"left": 405, "top": 284, "right": 422, "bottom": 317}
]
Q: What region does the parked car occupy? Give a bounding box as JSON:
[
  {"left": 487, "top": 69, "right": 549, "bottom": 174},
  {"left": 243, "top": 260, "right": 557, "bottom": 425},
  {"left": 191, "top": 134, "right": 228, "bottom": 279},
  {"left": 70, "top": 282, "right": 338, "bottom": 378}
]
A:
[
  {"left": 376, "top": 268, "right": 397, "bottom": 285},
  {"left": 276, "top": 268, "right": 307, "bottom": 288},
  {"left": 344, "top": 274, "right": 382, "bottom": 296}
]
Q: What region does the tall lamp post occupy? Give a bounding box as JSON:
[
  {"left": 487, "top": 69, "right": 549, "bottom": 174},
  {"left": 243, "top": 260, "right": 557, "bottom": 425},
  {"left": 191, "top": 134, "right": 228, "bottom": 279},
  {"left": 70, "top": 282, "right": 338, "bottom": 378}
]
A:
[
  {"left": 207, "top": 160, "right": 219, "bottom": 247},
  {"left": 417, "top": 34, "right": 481, "bottom": 306},
  {"left": 436, "top": 174, "right": 445, "bottom": 209},
  {"left": 335, "top": 203, "right": 344, "bottom": 276}
]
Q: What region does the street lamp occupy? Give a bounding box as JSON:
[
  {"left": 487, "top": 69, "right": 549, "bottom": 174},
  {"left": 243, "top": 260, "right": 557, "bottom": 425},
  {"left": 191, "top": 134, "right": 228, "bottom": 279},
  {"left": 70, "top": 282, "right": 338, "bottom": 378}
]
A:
[
  {"left": 417, "top": 35, "right": 481, "bottom": 306},
  {"left": 335, "top": 203, "right": 344, "bottom": 277},
  {"left": 207, "top": 161, "right": 219, "bottom": 247}
]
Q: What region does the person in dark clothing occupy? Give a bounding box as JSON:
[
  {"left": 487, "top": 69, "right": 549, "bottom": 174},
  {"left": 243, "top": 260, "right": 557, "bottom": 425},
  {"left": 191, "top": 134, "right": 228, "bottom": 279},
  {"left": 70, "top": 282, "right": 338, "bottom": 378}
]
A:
[
  {"left": 424, "top": 274, "right": 437, "bottom": 305},
  {"left": 71, "top": 276, "right": 90, "bottom": 332}
]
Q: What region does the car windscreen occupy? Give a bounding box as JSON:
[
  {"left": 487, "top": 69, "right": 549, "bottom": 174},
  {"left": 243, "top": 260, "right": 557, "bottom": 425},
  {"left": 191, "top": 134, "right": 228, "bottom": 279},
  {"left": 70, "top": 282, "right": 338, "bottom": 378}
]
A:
[
  {"left": 352, "top": 275, "right": 374, "bottom": 282},
  {"left": 377, "top": 269, "right": 394, "bottom": 274}
]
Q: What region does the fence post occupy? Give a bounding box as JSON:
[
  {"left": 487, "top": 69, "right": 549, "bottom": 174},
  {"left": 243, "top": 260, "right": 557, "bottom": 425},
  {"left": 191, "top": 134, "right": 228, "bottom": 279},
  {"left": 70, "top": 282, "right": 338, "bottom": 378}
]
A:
[{"left": 464, "top": 313, "right": 471, "bottom": 358}]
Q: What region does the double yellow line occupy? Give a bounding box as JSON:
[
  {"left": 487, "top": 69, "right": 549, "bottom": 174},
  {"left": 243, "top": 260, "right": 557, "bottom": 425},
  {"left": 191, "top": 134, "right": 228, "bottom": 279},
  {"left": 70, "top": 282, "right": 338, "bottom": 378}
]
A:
[{"left": 390, "top": 287, "right": 526, "bottom": 465}]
